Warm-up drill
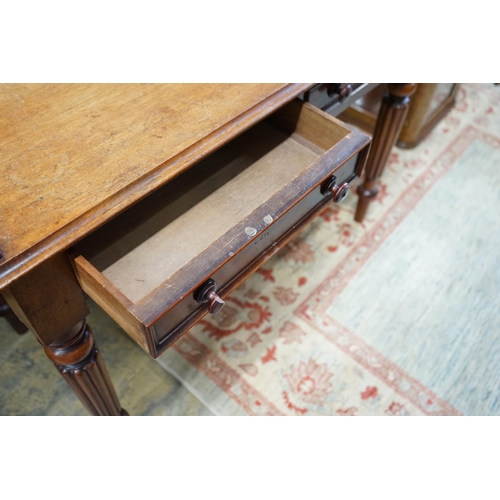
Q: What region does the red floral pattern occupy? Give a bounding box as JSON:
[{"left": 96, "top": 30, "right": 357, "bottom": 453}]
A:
[
  {"left": 337, "top": 407, "right": 358, "bottom": 416},
  {"left": 338, "top": 223, "right": 355, "bottom": 247},
  {"left": 262, "top": 346, "right": 277, "bottom": 364},
  {"left": 246, "top": 332, "right": 262, "bottom": 347},
  {"left": 279, "top": 321, "right": 306, "bottom": 345},
  {"left": 361, "top": 386, "right": 378, "bottom": 400},
  {"left": 319, "top": 205, "right": 342, "bottom": 223},
  {"left": 273, "top": 286, "right": 299, "bottom": 306},
  {"left": 283, "top": 359, "right": 334, "bottom": 413},
  {"left": 244, "top": 288, "right": 260, "bottom": 299},
  {"left": 200, "top": 294, "right": 272, "bottom": 340},
  {"left": 280, "top": 237, "right": 315, "bottom": 264},
  {"left": 385, "top": 402, "right": 408, "bottom": 416},
  {"left": 256, "top": 267, "right": 275, "bottom": 282}
]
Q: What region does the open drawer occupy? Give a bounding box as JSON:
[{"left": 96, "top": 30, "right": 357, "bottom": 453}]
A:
[{"left": 71, "top": 100, "right": 371, "bottom": 357}]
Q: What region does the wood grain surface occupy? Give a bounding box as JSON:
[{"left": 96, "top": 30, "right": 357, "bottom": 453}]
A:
[{"left": 0, "top": 83, "right": 312, "bottom": 289}]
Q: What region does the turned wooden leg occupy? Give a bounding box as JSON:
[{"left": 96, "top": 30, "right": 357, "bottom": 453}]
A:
[
  {"left": 2, "top": 253, "right": 127, "bottom": 416},
  {"left": 0, "top": 294, "right": 28, "bottom": 334},
  {"left": 44, "top": 319, "right": 127, "bottom": 416},
  {"left": 354, "top": 83, "right": 417, "bottom": 222}
]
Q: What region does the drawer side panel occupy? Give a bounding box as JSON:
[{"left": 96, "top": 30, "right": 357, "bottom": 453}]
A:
[{"left": 73, "top": 256, "right": 153, "bottom": 353}]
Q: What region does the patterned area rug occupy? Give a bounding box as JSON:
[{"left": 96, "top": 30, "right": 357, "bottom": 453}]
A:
[{"left": 157, "top": 84, "right": 500, "bottom": 416}]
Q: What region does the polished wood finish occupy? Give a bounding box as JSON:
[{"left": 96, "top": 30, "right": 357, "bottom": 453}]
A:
[
  {"left": 0, "top": 294, "right": 28, "bottom": 334},
  {"left": 354, "top": 84, "right": 417, "bottom": 222},
  {"left": 44, "top": 320, "right": 126, "bottom": 416},
  {"left": 0, "top": 84, "right": 312, "bottom": 290},
  {"left": 72, "top": 101, "right": 370, "bottom": 357}
]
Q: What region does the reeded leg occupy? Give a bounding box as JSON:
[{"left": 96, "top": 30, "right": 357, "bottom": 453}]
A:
[
  {"left": 2, "top": 253, "right": 127, "bottom": 416},
  {"left": 355, "top": 83, "right": 417, "bottom": 222},
  {"left": 44, "top": 320, "right": 127, "bottom": 416}
]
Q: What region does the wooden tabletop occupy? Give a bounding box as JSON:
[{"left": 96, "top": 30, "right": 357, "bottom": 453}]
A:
[{"left": 0, "top": 83, "right": 312, "bottom": 289}]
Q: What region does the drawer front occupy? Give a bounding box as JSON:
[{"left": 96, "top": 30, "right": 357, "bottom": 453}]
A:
[
  {"left": 72, "top": 100, "right": 371, "bottom": 358},
  {"left": 152, "top": 154, "right": 363, "bottom": 353}
]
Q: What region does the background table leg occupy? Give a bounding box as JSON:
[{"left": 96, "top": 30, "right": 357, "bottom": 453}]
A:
[{"left": 355, "top": 83, "right": 417, "bottom": 222}]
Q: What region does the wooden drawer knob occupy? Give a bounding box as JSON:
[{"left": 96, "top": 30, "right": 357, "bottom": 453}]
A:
[
  {"left": 322, "top": 176, "right": 350, "bottom": 203},
  {"left": 194, "top": 279, "right": 225, "bottom": 315}
]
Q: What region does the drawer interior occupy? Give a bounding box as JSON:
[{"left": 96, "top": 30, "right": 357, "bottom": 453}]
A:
[
  {"left": 75, "top": 101, "right": 351, "bottom": 305},
  {"left": 72, "top": 99, "right": 370, "bottom": 355}
]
